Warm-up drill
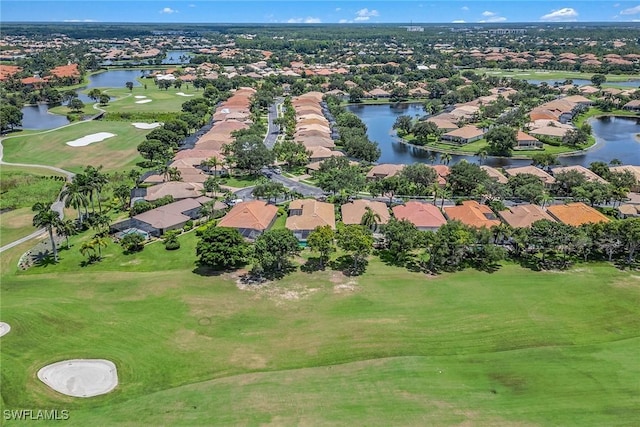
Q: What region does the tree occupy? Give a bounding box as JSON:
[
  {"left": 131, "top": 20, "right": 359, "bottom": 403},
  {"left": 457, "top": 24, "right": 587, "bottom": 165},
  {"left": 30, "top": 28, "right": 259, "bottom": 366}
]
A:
[
  {"left": 56, "top": 218, "right": 77, "bottom": 249},
  {"left": 307, "top": 225, "right": 335, "bottom": 269},
  {"left": 200, "top": 156, "right": 222, "bottom": 175},
  {"left": 393, "top": 115, "right": 413, "bottom": 136},
  {"left": 252, "top": 228, "right": 301, "bottom": 278},
  {"left": 125, "top": 81, "right": 134, "bottom": 91},
  {"left": 448, "top": 161, "right": 489, "bottom": 196},
  {"left": 485, "top": 125, "right": 516, "bottom": 156},
  {"left": 381, "top": 218, "right": 419, "bottom": 262},
  {"left": 61, "top": 179, "right": 88, "bottom": 226},
  {"left": 314, "top": 156, "right": 365, "bottom": 196},
  {"left": 203, "top": 176, "right": 221, "bottom": 199},
  {"left": 114, "top": 184, "right": 131, "bottom": 211},
  {"left": 0, "top": 105, "right": 23, "bottom": 132},
  {"left": 88, "top": 88, "right": 102, "bottom": 102},
  {"left": 360, "top": 206, "right": 382, "bottom": 231},
  {"left": 563, "top": 129, "right": 589, "bottom": 147},
  {"left": 223, "top": 135, "right": 274, "bottom": 175},
  {"left": 137, "top": 139, "right": 171, "bottom": 164},
  {"left": 348, "top": 87, "right": 365, "bottom": 103},
  {"left": 273, "top": 139, "right": 310, "bottom": 169},
  {"left": 590, "top": 74, "right": 606, "bottom": 87},
  {"left": 163, "top": 231, "right": 181, "bottom": 251},
  {"left": 120, "top": 233, "right": 144, "bottom": 253},
  {"left": 618, "top": 219, "right": 640, "bottom": 264},
  {"left": 508, "top": 173, "right": 546, "bottom": 204},
  {"left": 69, "top": 98, "right": 85, "bottom": 113},
  {"left": 99, "top": 94, "right": 110, "bottom": 105},
  {"left": 400, "top": 163, "right": 439, "bottom": 189},
  {"left": 411, "top": 121, "right": 440, "bottom": 145},
  {"left": 32, "top": 202, "right": 61, "bottom": 262},
  {"left": 336, "top": 224, "right": 373, "bottom": 273},
  {"left": 196, "top": 227, "right": 248, "bottom": 270}
]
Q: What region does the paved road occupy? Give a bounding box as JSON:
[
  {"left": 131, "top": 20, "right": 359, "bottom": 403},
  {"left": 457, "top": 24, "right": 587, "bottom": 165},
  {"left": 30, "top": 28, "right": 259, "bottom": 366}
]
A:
[{"left": 263, "top": 97, "right": 283, "bottom": 149}]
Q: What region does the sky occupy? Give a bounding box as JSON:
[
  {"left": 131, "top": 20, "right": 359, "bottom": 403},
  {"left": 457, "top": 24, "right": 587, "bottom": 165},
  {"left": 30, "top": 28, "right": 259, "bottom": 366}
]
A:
[{"left": 2, "top": 1, "right": 640, "bottom": 24}]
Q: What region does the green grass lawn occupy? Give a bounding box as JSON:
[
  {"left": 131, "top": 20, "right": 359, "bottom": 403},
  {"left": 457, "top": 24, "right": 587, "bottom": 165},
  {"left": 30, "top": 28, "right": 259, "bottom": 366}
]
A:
[
  {"left": 98, "top": 81, "right": 203, "bottom": 114},
  {"left": 1, "top": 228, "right": 639, "bottom": 425},
  {"left": 0, "top": 167, "right": 66, "bottom": 246},
  {"left": 1, "top": 121, "right": 149, "bottom": 173},
  {"left": 475, "top": 68, "right": 640, "bottom": 83}
]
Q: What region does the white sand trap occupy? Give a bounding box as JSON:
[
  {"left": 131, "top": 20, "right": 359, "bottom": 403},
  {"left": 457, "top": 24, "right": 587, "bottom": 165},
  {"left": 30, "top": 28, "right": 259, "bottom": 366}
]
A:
[
  {"left": 66, "top": 132, "right": 116, "bottom": 147},
  {"left": 135, "top": 99, "right": 152, "bottom": 104},
  {"left": 38, "top": 359, "right": 118, "bottom": 398},
  {"left": 0, "top": 322, "right": 10, "bottom": 337},
  {"left": 132, "top": 122, "right": 162, "bottom": 130},
  {"left": 134, "top": 95, "right": 147, "bottom": 99},
  {"left": 176, "top": 92, "right": 194, "bottom": 97}
]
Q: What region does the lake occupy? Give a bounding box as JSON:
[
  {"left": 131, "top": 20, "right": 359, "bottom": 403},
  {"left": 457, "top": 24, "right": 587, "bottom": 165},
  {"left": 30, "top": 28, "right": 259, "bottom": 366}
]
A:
[
  {"left": 162, "top": 50, "right": 193, "bottom": 65},
  {"left": 20, "top": 70, "right": 144, "bottom": 129},
  {"left": 347, "top": 103, "right": 640, "bottom": 167}
]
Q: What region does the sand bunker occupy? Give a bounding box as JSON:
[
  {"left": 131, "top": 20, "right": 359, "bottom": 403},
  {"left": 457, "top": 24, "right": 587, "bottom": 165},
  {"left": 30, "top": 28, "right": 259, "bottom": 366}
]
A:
[
  {"left": 135, "top": 99, "right": 152, "bottom": 104},
  {"left": 66, "top": 132, "right": 116, "bottom": 147},
  {"left": 176, "top": 92, "right": 194, "bottom": 97},
  {"left": 132, "top": 122, "right": 162, "bottom": 130},
  {"left": 134, "top": 95, "right": 147, "bottom": 99},
  {"left": 38, "top": 359, "right": 118, "bottom": 398},
  {"left": 0, "top": 322, "right": 10, "bottom": 337}
]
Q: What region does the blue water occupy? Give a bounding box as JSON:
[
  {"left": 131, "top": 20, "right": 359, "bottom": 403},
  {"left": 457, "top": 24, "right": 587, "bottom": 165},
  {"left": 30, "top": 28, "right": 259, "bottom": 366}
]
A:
[
  {"left": 162, "top": 50, "right": 193, "bottom": 65},
  {"left": 20, "top": 70, "right": 144, "bottom": 129},
  {"left": 347, "top": 103, "right": 640, "bottom": 167}
]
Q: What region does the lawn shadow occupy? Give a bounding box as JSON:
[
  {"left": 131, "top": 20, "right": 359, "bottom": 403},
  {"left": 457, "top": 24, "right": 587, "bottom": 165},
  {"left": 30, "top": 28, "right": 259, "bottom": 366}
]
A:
[
  {"left": 191, "top": 265, "right": 229, "bottom": 277},
  {"left": 330, "top": 255, "right": 368, "bottom": 277}
]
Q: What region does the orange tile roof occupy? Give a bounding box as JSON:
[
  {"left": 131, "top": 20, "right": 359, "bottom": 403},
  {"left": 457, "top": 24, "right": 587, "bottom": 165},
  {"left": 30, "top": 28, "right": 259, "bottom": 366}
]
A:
[
  {"left": 286, "top": 199, "right": 336, "bottom": 231},
  {"left": 341, "top": 200, "right": 390, "bottom": 225},
  {"left": 393, "top": 201, "right": 447, "bottom": 229},
  {"left": 50, "top": 63, "right": 80, "bottom": 78},
  {"left": 546, "top": 202, "right": 610, "bottom": 226},
  {"left": 499, "top": 204, "right": 555, "bottom": 228},
  {"left": 0, "top": 64, "right": 22, "bottom": 81},
  {"left": 218, "top": 200, "right": 278, "bottom": 231},
  {"left": 444, "top": 200, "right": 501, "bottom": 229}
]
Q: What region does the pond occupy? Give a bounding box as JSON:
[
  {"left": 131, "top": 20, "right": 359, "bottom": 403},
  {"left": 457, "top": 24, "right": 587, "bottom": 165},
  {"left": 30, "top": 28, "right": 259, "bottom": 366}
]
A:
[
  {"left": 20, "top": 70, "right": 144, "bottom": 129},
  {"left": 162, "top": 50, "right": 194, "bottom": 65},
  {"left": 347, "top": 103, "right": 640, "bottom": 167}
]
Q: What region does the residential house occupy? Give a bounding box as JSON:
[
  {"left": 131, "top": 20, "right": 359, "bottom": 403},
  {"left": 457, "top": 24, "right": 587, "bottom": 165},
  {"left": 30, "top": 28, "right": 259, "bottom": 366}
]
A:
[
  {"left": 499, "top": 204, "right": 555, "bottom": 228},
  {"left": 286, "top": 199, "right": 336, "bottom": 241},
  {"left": 366, "top": 164, "right": 405, "bottom": 180},
  {"left": 551, "top": 165, "right": 609, "bottom": 184},
  {"left": 341, "top": 199, "right": 390, "bottom": 227},
  {"left": 622, "top": 100, "right": 640, "bottom": 111},
  {"left": 145, "top": 181, "right": 205, "bottom": 201},
  {"left": 392, "top": 201, "right": 447, "bottom": 231},
  {"left": 504, "top": 166, "right": 556, "bottom": 186},
  {"left": 443, "top": 200, "right": 501, "bottom": 229},
  {"left": 515, "top": 131, "right": 542, "bottom": 149},
  {"left": 441, "top": 126, "right": 485, "bottom": 145},
  {"left": 480, "top": 165, "right": 508, "bottom": 184},
  {"left": 547, "top": 202, "right": 610, "bottom": 226},
  {"left": 130, "top": 198, "right": 205, "bottom": 236},
  {"left": 217, "top": 200, "right": 278, "bottom": 239}
]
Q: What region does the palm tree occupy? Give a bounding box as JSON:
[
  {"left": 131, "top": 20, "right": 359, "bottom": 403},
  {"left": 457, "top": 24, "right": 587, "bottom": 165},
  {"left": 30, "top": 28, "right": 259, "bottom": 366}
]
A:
[
  {"left": 360, "top": 206, "right": 381, "bottom": 231},
  {"left": 56, "top": 218, "right": 77, "bottom": 249},
  {"left": 61, "top": 180, "right": 88, "bottom": 226},
  {"left": 200, "top": 156, "right": 221, "bottom": 175},
  {"left": 440, "top": 153, "right": 452, "bottom": 165},
  {"left": 168, "top": 167, "right": 182, "bottom": 182},
  {"left": 128, "top": 168, "right": 142, "bottom": 189},
  {"left": 90, "top": 234, "right": 109, "bottom": 259},
  {"left": 439, "top": 185, "right": 452, "bottom": 210},
  {"left": 80, "top": 240, "right": 97, "bottom": 263},
  {"left": 85, "top": 165, "right": 108, "bottom": 213},
  {"left": 540, "top": 192, "right": 554, "bottom": 208},
  {"left": 490, "top": 223, "right": 512, "bottom": 244},
  {"left": 32, "top": 202, "right": 61, "bottom": 262},
  {"left": 476, "top": 148, "right": 488, "bottom": 165}
]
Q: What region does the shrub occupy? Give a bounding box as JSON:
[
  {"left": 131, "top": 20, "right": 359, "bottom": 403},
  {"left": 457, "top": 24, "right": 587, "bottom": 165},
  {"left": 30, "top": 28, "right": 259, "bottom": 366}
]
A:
[
  {"left": 120, "top": 233, "right": 145, "bottom": 253},
  {"left": 163, "top": 232, "right": 181, "bottom": 250}
]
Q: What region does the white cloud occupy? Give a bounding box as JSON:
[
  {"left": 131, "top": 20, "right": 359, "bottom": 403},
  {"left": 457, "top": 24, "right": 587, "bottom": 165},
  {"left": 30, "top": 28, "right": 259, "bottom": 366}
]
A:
[
  {"left": 160, "top": 7, "right": 177, "bottom": 14},
  {"left": 63, "top": 19, "right": 96, "bottom": 22},
  {"left": 482, "top": 11, "right": 496, "bottom": 17},
  {"left": 540, "top": 7, "right": 578, "bottom": 21},
  {"left": 339, "top": 19, "right": 350, "bottom": 24},
  {"left": 287, "top": 17, "right": 321, "bottom": 24},
  {"left": 480, "top": 16, "right": 507, "bottom": 23},
  {"left": 335, "top": 7, "right": 341, "bottom": 12},
  {"left": 189, "top": 4, "right": 196, "bottom": 7},
  {"left": 452, "top": 20, "right": 466, "bottom": 23},
  {"left": 620, "top": 5, "right": 640, "bottom": 15},
  {"left": 354, "top": 8, "right": 379, "bottom": 21},
  {"left": 461, "top": 6, "right": 469, "bottom": 11},
  {"left": 613, "top": 3, "right": 620, "bottom": 7}
]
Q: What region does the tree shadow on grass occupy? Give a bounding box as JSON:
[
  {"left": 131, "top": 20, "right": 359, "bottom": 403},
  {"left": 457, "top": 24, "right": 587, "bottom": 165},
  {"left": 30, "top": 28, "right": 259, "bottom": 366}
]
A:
[
  {"left": 191, "top": 265, "right": 229, "bottom": 277},
  {"left": 330, "top": 255, "right": 368, "bottom": 277},
  {"left": 377, "top": 249, "right": 408, "bottom": 268},
  {"left": 300, "top": 257, "right": 327, "bottom": 274}
]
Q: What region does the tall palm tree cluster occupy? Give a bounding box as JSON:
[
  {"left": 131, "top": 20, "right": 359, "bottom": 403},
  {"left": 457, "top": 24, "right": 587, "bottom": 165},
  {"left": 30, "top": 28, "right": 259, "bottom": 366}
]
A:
[{"left": 61, "top": 165, "right": 109, "bottom": 228}]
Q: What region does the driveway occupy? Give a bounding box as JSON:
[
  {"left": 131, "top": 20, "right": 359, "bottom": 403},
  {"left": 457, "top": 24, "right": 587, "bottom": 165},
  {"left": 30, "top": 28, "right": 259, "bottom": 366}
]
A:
[{"left": 263, "top": 97, "right": 283, "bottom": 149}]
